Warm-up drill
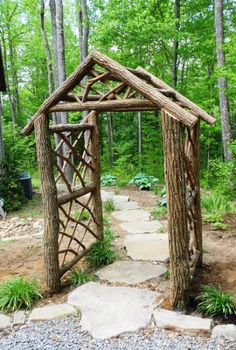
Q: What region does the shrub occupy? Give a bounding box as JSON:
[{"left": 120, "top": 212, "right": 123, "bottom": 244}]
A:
[
  {"left": 0, "top": 276, "right": 42, "bottom": 312},
  {"left": 129, "top": 172, "right": 158, "bottom": 190},
  {"left": 86, "top": 228, "right": 117, "bottom": 269},
  {"left": 69, "top": 269, "right": 96, "bottom": 285},
  {"left": 196, "top": 285, "right": 236, "bottom": 317},
  {"left": 0, "top": 168, "right": 26, "bottom": 212},
  {"left": 101, "top": 174, "right": 117, "bottom": 187},
  {"left": 211, "top": 222, "right": 229, "bottom": 231},
  {"left": 104, "top": 199, "right": 115, "bottom": 213},
  {"left": 151, "top": 207, "right": 167, "bottom": 219}
]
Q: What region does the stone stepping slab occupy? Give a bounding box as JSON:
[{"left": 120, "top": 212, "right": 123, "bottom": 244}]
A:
[
  {"left": 67, "top": 282, "right": 162, "bottom": 339},
  {"left": 0, "top": 314, "right": 11, "bottom": 330},
  {"left": 120, "top": 220, "right": 163, "bottom": 234},
  {"left": 95, "top": 260, "right": 167, "bottom": 284},
  {"left": 112, "top": 209, "right": 150, "bottom": 222},
  {"left": 28, "top": 303, "right": 76, "bottom": 322},
  {"left": 124, "top": 233, "right": 169, "bottom": 262},
  {"left": 153, "top": 309, "right": 212, "bottom": 337},
  {"left": 115, "top": 201, "right": 139, "bottom": 211}
]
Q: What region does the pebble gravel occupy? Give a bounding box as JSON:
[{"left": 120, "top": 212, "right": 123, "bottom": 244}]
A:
[{"left": 0, "top": 317, "right": 236, "bottom": 350}]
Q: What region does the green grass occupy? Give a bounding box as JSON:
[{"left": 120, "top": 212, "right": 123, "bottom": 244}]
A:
[
  {"left": 210, "top": 222, "right": 229, "bottom": 231},
  {"left": 104, "top": 199, "right": 115, "bottom": 213},
  {"left": 86, "top": 228, "right": 117, "bottom": 269},
  {"left": 16, "top": 195, "right": 42, "bottom": 218},
  {"left": 68, "top": 269, "right": 96, "bottom": 285},
  {"left": 71, "top": 209, "right": 90, "bottom": 221},
  {"left": 0, "top": 276, "right": 42, "bottom": 313},
  {"left": 201, "top": 192, "right": 235, "bottom": 223},
  {"left": 196, "top": 285, "right": 236, "bottom": 317},
  {"left": 151, "top": 207, "right": 167, "bottom": 219}
]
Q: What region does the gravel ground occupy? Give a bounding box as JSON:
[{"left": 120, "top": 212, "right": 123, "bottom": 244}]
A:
[{"left": 0, "top": 317, "right": 236, "bottom": 350}]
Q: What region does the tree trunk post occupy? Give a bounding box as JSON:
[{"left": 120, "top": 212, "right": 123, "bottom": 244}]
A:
[
  {"left": 192, "top": 121, "right": 203, "bottom": 266},
  {"left": 162, "top": 110, "right": 190, "bottom": 308},
  {"left": 88, "top": 111, "right": 103, "bottom": 240},
  {"left": 34, "top": 113, "right": 61, "bottom": 293}
]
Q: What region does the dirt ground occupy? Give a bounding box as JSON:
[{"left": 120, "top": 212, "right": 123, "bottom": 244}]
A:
[{"left": 0, "top": 187, "right": 236, "bottom": 308}]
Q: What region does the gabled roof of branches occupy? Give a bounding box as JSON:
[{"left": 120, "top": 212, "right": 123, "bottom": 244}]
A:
[{"left": 21, "top": 50, "right": 215, "bottom": 135}]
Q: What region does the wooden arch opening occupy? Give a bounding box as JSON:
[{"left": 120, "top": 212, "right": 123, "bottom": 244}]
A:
[{"left": 21, "top": 51, "right": 215, "bottom": 308}]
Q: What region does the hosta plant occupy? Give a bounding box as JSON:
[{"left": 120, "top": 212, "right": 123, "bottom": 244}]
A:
[
  {"left": 101, "top": 174, "right": 117, "bottom": 187},
  {"left": 129, "top": 173, "right": 158, "bottom": 190}
]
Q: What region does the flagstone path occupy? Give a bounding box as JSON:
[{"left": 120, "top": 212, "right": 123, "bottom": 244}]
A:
[{"left": 2, "top": 190, "right": 235, "bottom": 344}]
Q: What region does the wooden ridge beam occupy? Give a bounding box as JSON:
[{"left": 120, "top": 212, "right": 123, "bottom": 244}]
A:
[
  {"left": 91, "top": 50, "right": 198, "bottom": 128},
  {"left": 58, "top": 184, "right": 95, "bottom": 205},
  {"left": 49, "top": 123, "right": 94, "bottom": 133},
  {"left": 135, "top": 67, "right": 215, "bottom": 125}
]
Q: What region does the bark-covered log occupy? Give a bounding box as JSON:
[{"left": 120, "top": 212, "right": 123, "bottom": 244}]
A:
[
  {"left": 162, "top": 110, "right": 190, "bottom": 308},
  {"left": 57, "top": 183, "right": 95, "bottom": 205},
  {"left": 34, "top": 113, "right": 60, "bottom": 293},
  {"left": 49, "top": 123, "right": 94, "bottom": 132},
  {"left": 88, "top": 111, "right": 103, "bottom": 240}
]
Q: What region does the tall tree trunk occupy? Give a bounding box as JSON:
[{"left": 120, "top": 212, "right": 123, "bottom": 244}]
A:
[
  {"left": 172, "top": 0, "right": 180, "bottom": 87},
  {"left": 40, "top": 0, "right": 61, "bottom": 167},
  {"left": 0, "top": 94, "right": 5, "bottom": 175},
  {"left": 78, "top": 0, "right": 89, "bottom": 62},
  {"left": 214, "top": 0, "right": 232, "bottom": 160}
]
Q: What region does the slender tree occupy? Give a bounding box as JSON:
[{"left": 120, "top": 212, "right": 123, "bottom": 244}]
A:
[
  {"left": 215, "top": 0, "right": 232, "bottom": 160},
  {"left": 172, "top": 0, "right": 180, "bottom": 87}
]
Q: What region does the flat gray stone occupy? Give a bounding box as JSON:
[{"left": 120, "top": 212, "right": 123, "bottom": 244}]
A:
[
  {"left": 112, "top": 209, "right": 150, "bottom": 222},
  {"left": 113, "top": 195, "right": 130, "bottom": 203},
  {"left": 0, "top": 313, "right": 11, "bottom": 330},
  {"left": 13, "top": 311, "right": 26, "bottom": 325},
  {"left": 212, "top": 324, "right": 236, "bottom": 341},
  {"left": 101, "top": 190, "right": 114, "bottom": 202},
  {"left": 115, "top": 201, "right": 139, "bottom": 210},
  {"left": 96, "top": 261, "right": 167, "bottom": 284},
  {"left": 120, "top": 221, "right": 163, "bottom": 234},
  {"left": 28, "top": 303, "right": 76, "bottom": 322},
  {"left": 153, "top": 309, "right": 212, "bottom": 337},
  {"left": 124, "top": 234, "right": 169, "bottom": 262},
  {"left": 67, "top": 282, "right": 161, "bottom": 339}
]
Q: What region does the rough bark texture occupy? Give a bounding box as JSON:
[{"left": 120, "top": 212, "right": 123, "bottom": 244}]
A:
[
  {"left": 162, "top": 110, "right": 190, "bottom": 308},
  {"left": 214, "top": 0, "right": 232, "bottom": 160},
  {"left": 78, "top": 0, "right": 89, "bottom": 62},
  {"left": 34, "top": 113, "right": 61, "bottom": 293},
  {"left": 88, "top": 111, "right": 103, "bottom": 240}
]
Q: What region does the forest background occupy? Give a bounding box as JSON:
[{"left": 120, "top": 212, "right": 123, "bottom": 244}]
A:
[{"left": 0, "top": 0, "right": 236, "bottom": 208}]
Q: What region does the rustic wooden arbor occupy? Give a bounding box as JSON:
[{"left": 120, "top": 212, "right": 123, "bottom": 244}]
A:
[{"left": 22, "top": 51, "right": 215, "bottom": 307}]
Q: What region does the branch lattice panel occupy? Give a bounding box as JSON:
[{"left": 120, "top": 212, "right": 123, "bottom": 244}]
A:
[{"left": 49, "top": 120, "right": 102, "bottom": 276}]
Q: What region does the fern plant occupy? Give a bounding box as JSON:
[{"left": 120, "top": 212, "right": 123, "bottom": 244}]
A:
[{"left": 196, "top": 285, "right": 236, "bottom": 317}]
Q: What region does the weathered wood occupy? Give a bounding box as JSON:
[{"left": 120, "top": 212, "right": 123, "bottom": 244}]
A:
[
  {"left": 136, "top": 67, "right": 215, "bottom": 125},
  {"left": 49, "top": 99, "right": 157, "bottom": 112},
  {"left": 34, "top": 113, "right": 60, "bottom": 293},
  {"left": 57, "top": 183, "right": 95, "bottom": 205},
  {"left": 192, "top": 121, "right": 203, "bottom": 266},
  {"left": 88, "top": 111, "right": 103, "bottom": 239},
  {"left": 92, "top": 51, "right": 198, "bottom": 128},
  {"left": 162, "top": 110, "right": 190, "bottom": 308},
  {"left": 49, "top": 123, "right": 94, "bottom": 132},
  {"left": 21, "top": 52, "right": 95, "bottom": 135}
]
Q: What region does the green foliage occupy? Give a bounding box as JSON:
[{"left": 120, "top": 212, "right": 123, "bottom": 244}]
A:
[
  {"left": 211, "top": 222, "right": 229, "bottom": 231},
  {"left": 0, "top": 168, "right": 26, "bottom": 212},
  {"left": 86, "top": 228, "right": 117, "bottom": 269},
  {"left": 151, "top": 207, "right": 167, "bottom": 219},
  {"left": 201, "top": 192, "right": 235, "bottom": 223},
  {"left": 0, "top": 276, "right": 42, "bottom": 313},
  {"left": 71, "top": 209, "right": 90, "bottom": 221},
  {"left": 196, "top": 286, "right": 236, "bottom": 317},
  {"left": 129, "top": 172, "right": 159, "bottom": 190},
  {"left": 104, "top": 199, "right": 115, "bottom": 213},
  {"left": 68, "top": 269, "right": 96, "bottom": 285},
  {"left": 101, "top": 174, "right": 117, "bottom": 187},
  {"left": 163, "top": 270, "right": 170, "bottom": 280}
]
